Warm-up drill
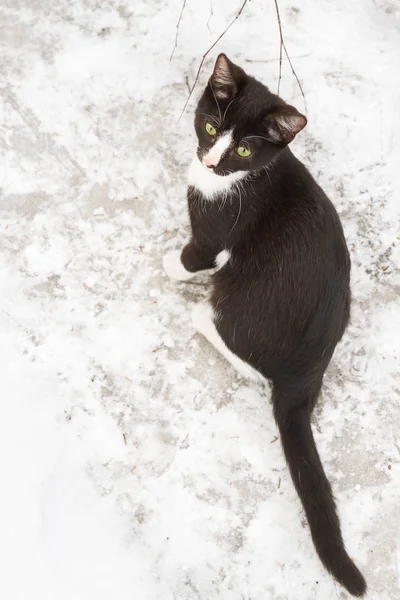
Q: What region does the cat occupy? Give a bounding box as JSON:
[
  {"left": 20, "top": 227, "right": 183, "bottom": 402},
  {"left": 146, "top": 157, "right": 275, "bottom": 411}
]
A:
[{"left": 163, "top": 53, "right": 366, "bottom": 597}]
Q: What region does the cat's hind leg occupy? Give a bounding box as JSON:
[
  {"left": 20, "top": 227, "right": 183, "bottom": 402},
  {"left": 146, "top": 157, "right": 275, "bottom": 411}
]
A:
[{"left": 191, "top": 302, "right": 264, "bottom": 383}]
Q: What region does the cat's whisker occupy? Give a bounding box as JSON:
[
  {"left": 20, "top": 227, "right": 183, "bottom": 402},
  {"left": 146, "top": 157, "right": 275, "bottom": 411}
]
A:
[
  {"left": 222, "top": 98, "right": 237, "bottom": 122},
  {"left": 196, "top": 112, "right": 221, "bottom": 126},
  {"left": 209, "top": 83, "right": 222, "bottom": 124},
  {"left": 243, "top": 135, "right": 271, "bottom": 143},
  {"left": 229, "top": 184, "right": 242, "bottom": 234},
  {"left": 264, "top": 166, "right": 272, "bottom": 186}
]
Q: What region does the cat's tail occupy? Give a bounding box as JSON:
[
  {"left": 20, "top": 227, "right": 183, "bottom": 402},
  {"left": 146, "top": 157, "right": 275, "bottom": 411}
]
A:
[{"left": 272, "top": 385, "right": 367, "bottom": 597}]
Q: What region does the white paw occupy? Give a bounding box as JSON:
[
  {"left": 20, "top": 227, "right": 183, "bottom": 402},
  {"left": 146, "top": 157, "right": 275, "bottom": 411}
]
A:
[
  {"left": 191, "top": 302, "right": 215, "bottom": 336},
  {"left": 163, "top": 251, "right": 195, "bottom": 281}
]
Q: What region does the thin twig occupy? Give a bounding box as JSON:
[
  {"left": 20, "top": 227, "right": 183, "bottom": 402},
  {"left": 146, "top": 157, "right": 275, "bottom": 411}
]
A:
[
  {"left": 178, "top": 0, "right": 250, "bottom": 122},
  {"left": 170, "top": 0, "right": 188, "bottom": 61},
  {"left": 207, "top": 0, "right": 214, "bottom": 33},
  {"left": 185, "top": 75, "right": 190, "bottom": 93},
  {"left": 245, "top": 53, "right": 310, "bottom": 63},
  {"left": 273, "top": 0, "right": 283, "bottom": 94},
  {"left": 272, "top": 0, "right": 307, "bottom": 110}
]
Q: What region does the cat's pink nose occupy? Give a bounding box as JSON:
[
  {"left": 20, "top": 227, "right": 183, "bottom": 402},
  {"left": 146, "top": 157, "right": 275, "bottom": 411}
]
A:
[{"left": 203, "top": 156, "right": 217, "bottom": 168}]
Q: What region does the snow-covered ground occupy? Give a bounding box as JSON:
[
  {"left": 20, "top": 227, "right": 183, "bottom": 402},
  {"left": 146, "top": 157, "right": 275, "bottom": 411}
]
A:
[{"left": 0, "top": 0, "right": 399, "bottom": 598}]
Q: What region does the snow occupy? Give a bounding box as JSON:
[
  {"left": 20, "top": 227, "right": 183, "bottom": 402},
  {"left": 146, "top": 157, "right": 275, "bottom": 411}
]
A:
[{"left": 0, "top": 0, "right": 399, "bottom": 598}]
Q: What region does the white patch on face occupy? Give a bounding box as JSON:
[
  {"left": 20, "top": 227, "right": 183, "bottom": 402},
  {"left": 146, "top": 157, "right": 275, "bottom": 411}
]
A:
[
  {"left": 203, "top": 130, "right": 233, "bottom": 168},
  {"left": 187, "top": 155, "right": 246, "bottom": 200},
  {"left": 191, "top": 302, "right": 265, "bottom": 383},
  {"left": 215, "top": 249, "right": 231, "bottom": 271}
]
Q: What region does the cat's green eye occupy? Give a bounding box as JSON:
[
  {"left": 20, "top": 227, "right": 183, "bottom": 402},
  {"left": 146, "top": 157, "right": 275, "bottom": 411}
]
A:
[
  {"left": 205, "top": 122, "right": 217, "bottom": 136},
  {"left": 237, "top": 145, "right": 252, "bottom": 158}
]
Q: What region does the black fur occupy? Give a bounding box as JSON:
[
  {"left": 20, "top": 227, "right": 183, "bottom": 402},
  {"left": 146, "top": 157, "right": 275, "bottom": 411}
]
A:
[{"left": 178, "top": 54, "right": 366, "bottom": 596}]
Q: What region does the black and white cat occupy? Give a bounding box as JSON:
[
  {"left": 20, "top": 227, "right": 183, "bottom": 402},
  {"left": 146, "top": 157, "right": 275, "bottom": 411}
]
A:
[{"left": 163, "top": 54, "right": 366, "bottom": 597}]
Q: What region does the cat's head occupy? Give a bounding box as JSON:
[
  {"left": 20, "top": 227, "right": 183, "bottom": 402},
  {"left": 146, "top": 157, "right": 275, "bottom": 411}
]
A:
[{"left": 194, "top": 54, "right": 307, "bottom": 176}]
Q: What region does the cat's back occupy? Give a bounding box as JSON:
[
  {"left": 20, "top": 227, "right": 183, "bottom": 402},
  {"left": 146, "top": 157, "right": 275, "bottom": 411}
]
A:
[
  {"left": 214, "top": 151, "right": 350, "bottom": 331},
  {"left": 212, "top": 153, "right": 351, "bottom": 362},
  {"left": 243, "top": 151, "right": 350, "bottom": 276}
]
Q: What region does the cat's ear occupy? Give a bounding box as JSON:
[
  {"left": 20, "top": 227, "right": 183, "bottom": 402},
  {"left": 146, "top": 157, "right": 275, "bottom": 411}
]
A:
[
  {"left": 265, "top": 105, "right": 307, "bottom": 144},
  {"left": 209, "top": 53, "right": 246, "bottom": 100}
]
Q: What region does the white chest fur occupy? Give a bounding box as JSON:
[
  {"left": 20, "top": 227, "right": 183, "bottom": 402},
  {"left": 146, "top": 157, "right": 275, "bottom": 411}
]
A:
[{"left": 187, "top": 156, "right": 246, "bottom": 200}]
